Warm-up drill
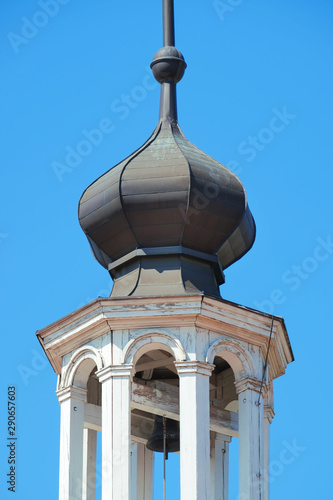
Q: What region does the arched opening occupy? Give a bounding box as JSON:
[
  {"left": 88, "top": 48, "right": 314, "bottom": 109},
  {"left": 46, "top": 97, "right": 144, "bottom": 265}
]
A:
[
  {"left": 132, "top": 347, "right": 180, "bottom": 499},
  {"left": 63, "top": 346, "right": 103, "bottom": 389},
  {"left": 210, "top": 356, "right": 238, "bottom": 412},
  {"left": 210, "top": 355, "right": 239, "bottom": 500},
  {"left": 85, "top": 367, "right": 104, "bottom": 500},
  {"left": 208, "top": 339, "right": 259, "bottom": 500},
  {"left": 66, "top": 358, "right": 102, "bottom": 500},
  {"left": 86, "top": 367, "right": 101, "bottom": 406}
]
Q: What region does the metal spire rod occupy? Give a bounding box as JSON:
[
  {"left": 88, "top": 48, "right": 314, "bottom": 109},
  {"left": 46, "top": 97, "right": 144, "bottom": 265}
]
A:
[
  {"left": 163, "top": 0, "right": 175, "bottom": 46},
  {"left": 150, "top": 0, "right": 186, "bottom": 122}
]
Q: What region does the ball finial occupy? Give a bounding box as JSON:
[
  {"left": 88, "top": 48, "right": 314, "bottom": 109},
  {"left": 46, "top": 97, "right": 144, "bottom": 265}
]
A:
[{"left": 150, "top": 46, "right": 187, "bottom": 84}]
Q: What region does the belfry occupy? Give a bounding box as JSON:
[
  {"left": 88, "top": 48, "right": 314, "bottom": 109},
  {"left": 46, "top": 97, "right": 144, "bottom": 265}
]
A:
[{"left": 38, "top": 1, "right": 293, "bottom": 499}]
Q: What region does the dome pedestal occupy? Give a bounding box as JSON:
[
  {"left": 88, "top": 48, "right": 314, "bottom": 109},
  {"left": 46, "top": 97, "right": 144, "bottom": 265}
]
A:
[{"left": 108, "top": 248, "right": 224, "bottom": 298}]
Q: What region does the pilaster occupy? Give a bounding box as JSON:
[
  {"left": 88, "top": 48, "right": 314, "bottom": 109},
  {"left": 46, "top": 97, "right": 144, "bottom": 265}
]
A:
[
  {"left": 263, "top": 382, "right": 274, "bottom": 500},
  {"left": 82, "top": 428, "right": 97, "bottom": 500},
  {"left": 57, "top": 386, "right": 87, "bottom": 500},
  {"left": 175, "top": 361, "right": 215, "bottom": 500},
  {"left": 131, "top": 442, "right": 154, "bottom": 500},
  {"left": 235, "top": 377, "right": 265, "bottom": 500},
  {"left": 210, "top": 434, "right": 231, "bottom": 500},
  {"left": 96, "top": 365, "right": 134, "bottom": 500}
]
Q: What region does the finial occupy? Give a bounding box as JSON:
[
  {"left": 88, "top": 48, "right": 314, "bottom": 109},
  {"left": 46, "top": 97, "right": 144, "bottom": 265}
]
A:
[
  {"left": 78, "top": 0, "right": 256, "bottom": 300},
  {"left": 150, "top": 0, "right": 186, "bottom": 122}
]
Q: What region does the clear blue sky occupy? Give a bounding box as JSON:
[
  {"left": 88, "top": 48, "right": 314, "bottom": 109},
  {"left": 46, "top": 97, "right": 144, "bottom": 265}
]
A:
[{"left": 1, "top": 0, "right": 332, "bottom": 498}]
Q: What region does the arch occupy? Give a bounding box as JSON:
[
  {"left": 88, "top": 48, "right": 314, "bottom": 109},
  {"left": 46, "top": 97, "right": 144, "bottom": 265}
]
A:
[
  {"left": 122, "top": 332, "right": 186, "bottom": 367},
  {"left": 206, "top": 338, "right": 257, "bottom": 380},
  {"left": 62, "top": 345, "right": 104, "bottom": 389}
]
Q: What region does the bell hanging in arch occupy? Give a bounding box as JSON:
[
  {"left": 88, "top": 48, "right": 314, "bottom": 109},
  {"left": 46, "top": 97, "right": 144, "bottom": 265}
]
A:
[{"left": 146, "top": 415, "right": 180, "bottom": 454}]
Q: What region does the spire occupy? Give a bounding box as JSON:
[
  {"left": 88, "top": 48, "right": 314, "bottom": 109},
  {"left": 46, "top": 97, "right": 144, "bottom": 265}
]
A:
[
  {"left": 150, "top": 0, "right": 186, "bottom": 122},
  {"left": 78, "top": 0, "right": 256, "bottom": 299}
]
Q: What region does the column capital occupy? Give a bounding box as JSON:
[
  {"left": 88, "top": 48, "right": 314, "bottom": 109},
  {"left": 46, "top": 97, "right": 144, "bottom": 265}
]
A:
[
  {"left": 215, "top": 433, "right": 232, "bottom": 444},
  {"left": 96, "top": 364, "right": 134, "bottom": 383},
  {"left": 234, "top": 376, "right": 266, "bottom": 395},
  {"left": 264, "top": 405, "right": 275, "bottom": 424},
  {"left": 175, "top": 360, "right": 215, "bottom": 377},
  {"left": 56, "top": 385, "right": 87, "bottom": 403}
]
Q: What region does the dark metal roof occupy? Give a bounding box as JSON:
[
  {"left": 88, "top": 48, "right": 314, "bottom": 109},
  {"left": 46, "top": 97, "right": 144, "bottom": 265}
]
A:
[{"left": 78, "top": 0, "right": 256, "bottom": 298}]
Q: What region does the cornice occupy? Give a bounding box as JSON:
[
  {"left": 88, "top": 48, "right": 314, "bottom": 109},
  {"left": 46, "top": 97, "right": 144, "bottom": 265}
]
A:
[{"left": 37, "top": 294, "right": 293, "bottom": 380}]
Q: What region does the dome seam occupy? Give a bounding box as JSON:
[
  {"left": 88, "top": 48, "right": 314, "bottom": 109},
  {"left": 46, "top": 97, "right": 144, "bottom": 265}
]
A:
[{"left": 170, "top": 121, "right": 192, "bottom": 246}]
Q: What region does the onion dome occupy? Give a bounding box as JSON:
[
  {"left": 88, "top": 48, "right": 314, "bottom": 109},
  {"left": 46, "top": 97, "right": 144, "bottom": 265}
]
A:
[{"left": 78, "top": 1, "right": 255, "bottom": 298}]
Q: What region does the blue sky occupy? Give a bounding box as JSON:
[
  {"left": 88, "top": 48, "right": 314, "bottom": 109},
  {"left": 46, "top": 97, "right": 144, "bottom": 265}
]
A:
[{"left": 1, "top": 0, "right": 332, "bottom": 498}]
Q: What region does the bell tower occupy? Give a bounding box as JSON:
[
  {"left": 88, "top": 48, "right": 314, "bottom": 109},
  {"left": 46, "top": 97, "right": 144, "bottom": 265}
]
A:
[{"left": 38, "top": 1, "right": 293, "bottom": 499}]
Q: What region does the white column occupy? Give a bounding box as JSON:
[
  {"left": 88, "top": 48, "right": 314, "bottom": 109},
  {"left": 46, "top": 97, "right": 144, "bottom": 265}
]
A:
[
  {"left": 210, "top": 434, "right": 231, "bottom": 500},
  {"left": 131, "top": 442, "right": 154, "bottom": 500},
  {"left": 82, "top": 428, "right": 97, "bottom": 500},
  {"left": 131, "top": 443, "right": 138, "bottom": 500},
  {"left": 176, "top": 361, "right": 214, "bottom": 500},
  {"left": 97, "top": 364, "right": 133, "bottom": 500},
  {"left": 57, "top": 386, "right": 87, "bottom": 500},
  {"left": 235, "top": 377, "right": 265, "bottom": 500},
  {"left": 263, "top": 383, "right": 274, "bottom": 500}
]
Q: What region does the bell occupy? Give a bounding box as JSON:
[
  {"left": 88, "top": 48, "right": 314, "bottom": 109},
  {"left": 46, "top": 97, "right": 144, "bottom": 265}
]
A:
[{"left": 146, "top": 415, "right": 180, "bottom": 453}]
